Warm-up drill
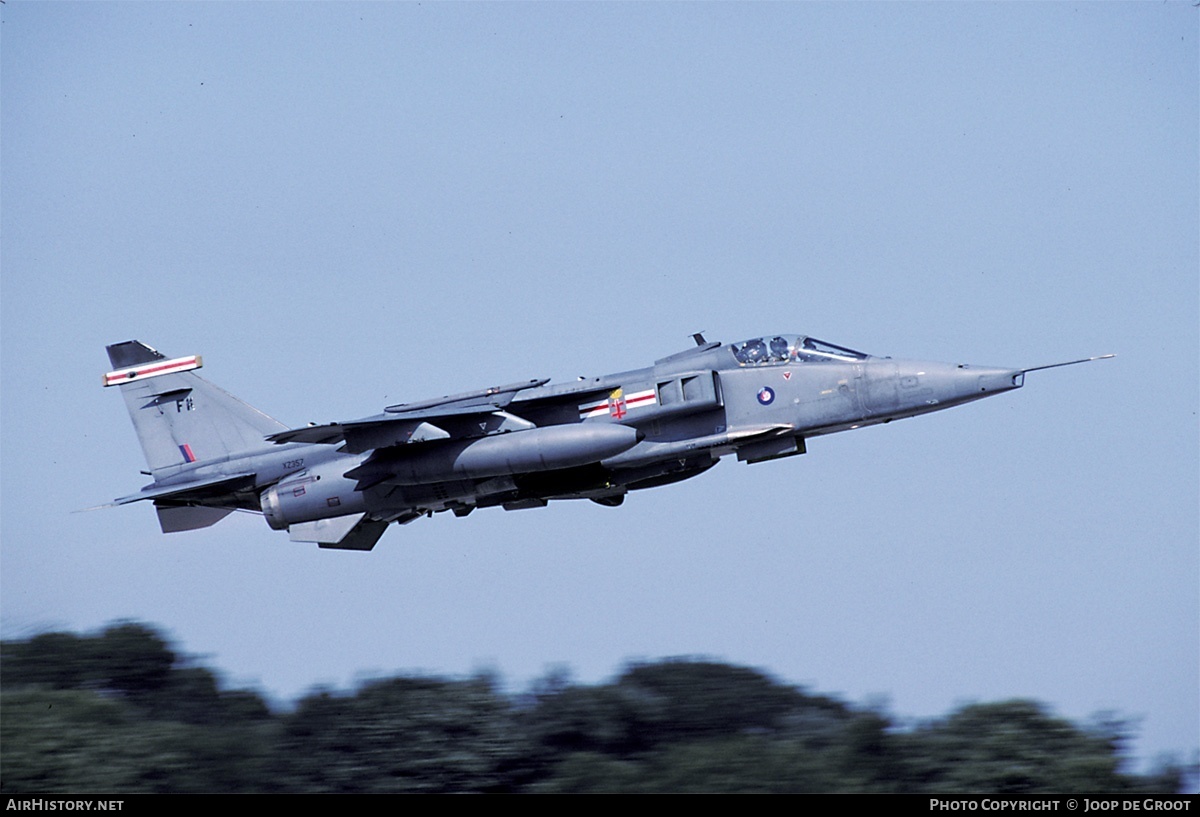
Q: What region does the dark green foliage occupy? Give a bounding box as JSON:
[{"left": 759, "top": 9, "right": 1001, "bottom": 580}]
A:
[
  {"left": 525, "top": 663, "right": 911, "bottom": 792},
  {"left": 272, "top": 676, "right": 529, "bottom": 792},
  {"left": 523, "top": 659, "right": 841, "bottom": 753},
  {"left": 2, "top": 622, "right": 272, "bottom": 729},
  {"left": 3, "top": 622, "right": 173, "bottom": 699},
  {"left": 147, "top": 666, "right": 273, "bottom": 726},
  {"left": 612, "top": 660, "right": 825, "bottom": 746},
  {"left": 0, "top": 623, "right": 1184, "bottom": 793},
  {"left": 902, "top": 701, "right": 1183, "bottom": 794},
  {"left": 1, "top": 624, "right": 275, "bottom": 792},
  {"left": 0, "top": 632, "right": 94, "bottom": 690},
  {"left": 0, "top": 687, "right": 274, "bottom": 793}
]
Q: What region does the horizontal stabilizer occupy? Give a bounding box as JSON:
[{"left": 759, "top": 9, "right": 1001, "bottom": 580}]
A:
[
  {"left": 156, "top": 505, "right": 234, "bottom": 533},
  {"left": 266, "top": 423, "right": 350, "bottom": 446},
  {"left": 115, "top": 473, "right": 256, "bottom": 505}
]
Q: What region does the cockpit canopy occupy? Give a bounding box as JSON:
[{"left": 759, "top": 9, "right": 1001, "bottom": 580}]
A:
[{"left": 729, "top": 335, "right": 870, "bottom": 367}]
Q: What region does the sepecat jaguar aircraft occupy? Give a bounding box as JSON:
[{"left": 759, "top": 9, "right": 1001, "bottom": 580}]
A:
[{"left": 102, "top": 334, "right": 1111, "bottom": 551}]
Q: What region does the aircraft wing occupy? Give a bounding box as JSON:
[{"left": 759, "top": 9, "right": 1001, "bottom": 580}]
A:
[
  {"left": 267, "top": 407, "right": 539, "bottom": 454},
  {"left": 267, "top": 419, "right": 425, "bottom": 448},
  {"left": 267, "top": 379, "right": 619, "bottom": 455}
]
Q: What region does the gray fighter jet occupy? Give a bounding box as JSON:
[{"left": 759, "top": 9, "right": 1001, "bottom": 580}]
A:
[{"left": 102, "top": 335, "right": 1111, "bottom": 551}]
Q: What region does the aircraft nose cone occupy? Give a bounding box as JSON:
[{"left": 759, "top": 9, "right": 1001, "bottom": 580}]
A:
[
  {"left": 911, "top": 362, "right": 1025, "bottom": 409},
  {"left": 972, "top": 366, "right": 1024, "bottom": 395}
]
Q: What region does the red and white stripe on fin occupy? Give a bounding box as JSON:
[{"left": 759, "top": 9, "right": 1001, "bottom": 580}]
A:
[{"left": 103, "top": 355, "right": 202, "bottom": 387}]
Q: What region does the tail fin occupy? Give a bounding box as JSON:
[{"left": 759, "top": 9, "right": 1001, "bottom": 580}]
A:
[{"left": 104, "top": 341, "right": 286, "bottom": 475}]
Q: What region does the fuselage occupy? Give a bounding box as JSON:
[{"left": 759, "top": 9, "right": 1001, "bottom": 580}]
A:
[
  {"left": 258, "top": 334, "right": 1023, "bottom": 526},
  {"left": 105, "top": 333, "right": 1036, "bottom": 549}
]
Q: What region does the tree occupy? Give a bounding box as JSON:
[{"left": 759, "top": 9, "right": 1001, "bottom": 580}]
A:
[
  {"left": 903, "top": 700, "right": 1180, "bottom": 793},
  {"left": 273, "top": 675, "right": 528, "bottom": 792}
]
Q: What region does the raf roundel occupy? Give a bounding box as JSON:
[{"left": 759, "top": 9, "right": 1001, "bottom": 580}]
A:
[{"left": 757, "top": 386, "right": 775, "bottom": 406}]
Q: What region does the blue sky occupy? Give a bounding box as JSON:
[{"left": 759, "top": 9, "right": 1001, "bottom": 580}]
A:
[{"left": 2, "top": 2, "right": 1196, "bottom": 774}]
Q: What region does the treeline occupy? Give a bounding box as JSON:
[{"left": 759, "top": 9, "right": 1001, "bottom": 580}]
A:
[{"left": 0, "top": 623, "right": 1183, "bottom": 793}]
